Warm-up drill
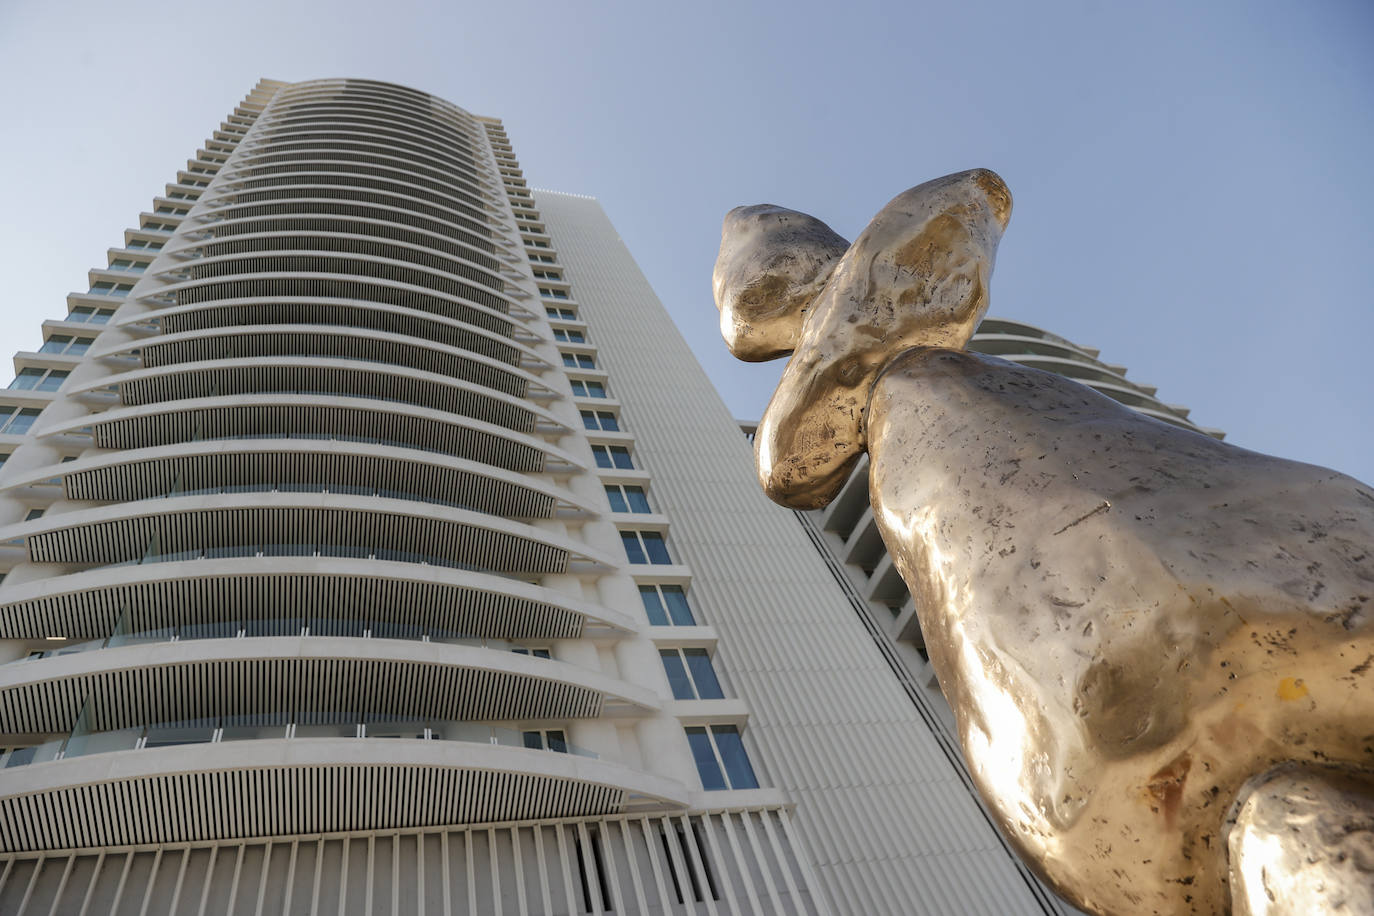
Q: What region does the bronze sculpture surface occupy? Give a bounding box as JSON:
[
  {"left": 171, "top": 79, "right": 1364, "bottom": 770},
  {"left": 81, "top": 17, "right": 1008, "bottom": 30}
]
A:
[{"left": 714, "top": 170, "right": 1374, "bottom": 915}]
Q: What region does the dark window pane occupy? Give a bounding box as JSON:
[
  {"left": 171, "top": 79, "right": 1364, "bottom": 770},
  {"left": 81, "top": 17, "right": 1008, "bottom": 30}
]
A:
[
  {"left": 592, "top": 447, "right": 613, "bottom": 469},
  {"left": 663, "top": 586, "right": 695, "bottom": 625},
  {"left": 580, "top": 410, "right": 599, "bottom": 430},
  {"left": 562, "top": 353, "right": 577, "bottom": 367},
  {"left": 642, "top": 532, "right": 671, "bottom": 565},
  {"left": 36, "top": 371, "right": 68, "bottom": 393},
  {"left": 546, "top": 730, "right": 567, "bottom": 753},
  {"left": 577, "top": 355, "right": 595, "bottom": 368},
  {"left": 9, "top": 369, "right": 43, "bottom": 390},
  {"left": 625, "top": 487, "right": 651, "bottom": 513},
  {"left": 638, "top": 585, "right": 669, "bottom": 626},
  {"left": 585, "top": 381, "right": 606, "bottom": 398},
  {"left": 686, "top": 727, "right": 727, "bottom": 790},
  {"left": 660, "top": 649, "right": 695, "bottom": 699},
  {"left": 523, "top": 731, "right": 544, "bottom": 750},
  {"left": 684, "top": 649, "right": 723, "bottom": 699},
  {"left": 610, "top": 447, "right": 633, "bottom": 469},
  {"left": 4, "top": 409, "right": 41, "bottom": 436},
  {"left": 597, "top": 412, "right": 619, "bottom": 431},
  {"left": 712, "top": 726, "right": 758, "bottom": 789},
  {"left": 621, "top": 532, "right": 647, "bottom": 565},
  {"left": 605, "top": 486, "right": 628, "bottom": 513}
]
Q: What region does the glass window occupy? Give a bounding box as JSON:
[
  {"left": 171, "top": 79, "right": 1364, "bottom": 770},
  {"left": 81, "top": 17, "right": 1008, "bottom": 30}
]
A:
[
  {"left": 522, "top": 729, "right": 567, "bottom": 753},
  {"left": 685, "top": 727, "right": 727, "bottom": 790},
  {"left": 510, "top": 647, "right": 552, "bottom": 659},
  {"left": 683, "top": 649, "right": 724, "bottom": 698},
  {"left": 65, "top": 306, "right": 94, "bottom": 322},
  {"left": 65, "top": 338, "right": 94, "bottom": 357},
  {"left": 660, "top": 649, "right": 694, "bottom": 699},
  {"left": 36, "top": 370, "right": 69, "bottom": 393},
  {"left": 570, "top": 380, "right": 606, "bottom": 399},
  {"left": 90, "top": 309, "right": 115, "bottom": 325},
  {"left": 621, "top": 531, "right": 671, "bottom": 565},
  {"left": 580, "top": 410, "right": 619, "bottom": 431},
  {"left": 712, "top": 726, "right": 758, "bottom": 789},
  {"left": 580, "top": 410, "right": 599, "bottom": 430},
  {"left": 39, "top": 335, "right": 72, "bottom": 354},
  {"left": 2, "top": 408, "right": 42, "bottom": 435},
  {"left": 638, "top": 584, "right": 697, "bottom": 626},
  {"left": 605, "top": 485, "right": 650, "bottom": 513},
  {"left": 552, "top": 329, "right": 586, "bottom": 343},
  {"left": 620, "top": 531, "right": 647, "bottom": 565},
  {"left": 561, "top": 352, "right": 594, "bottom": 369},
  {"left": 590, "top": 445, "right": 633, "bottom": 470},
  {"left": 9, "top": 368, "right": 44, "bottom": 390}
]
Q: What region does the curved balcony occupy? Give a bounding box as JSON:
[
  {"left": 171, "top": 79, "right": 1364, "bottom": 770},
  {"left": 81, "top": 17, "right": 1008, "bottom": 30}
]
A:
[
  {"left": 111, "top": 326, "right": 540, "bottom": 397},
  {"left": 230, "top": 148, "right": 491, "bottom": 210},
  {"left": 262, "top": 106, "right": 479, "bottom": 153},
  {"left": 220, "top": 164, "right": 490, "bottom": 225},
  {"left": 130, "top": 301, "right": 535, "bottom": 368},
  {"left": 235, "top": 135, "right": 490, "bottom": 201},
  {"left": 249, "top": 127, "right": 481, "bottom": 190},
  {"left": 169, "top": 251, "right": 510, "bottom": 316},
  {"left": 39, "top": 395, "right": 569, "bottom": 471},
  {"left": 221, "top": 170, "right": 487, "bottom": 227},
  {"left": 0, "top": 556, "right": 636, "bottom": 643},
  {"left": 195, "top": 195, "right": 496, "bottom": 258},
  {"left": 2, "top": 491, "right": 612, "bottom": 572},
  {"left": 209, "top": 183, "right": 488, "bottom": 241},
  {"left": 3, "top": 439, "right": 587, "bottom": 518},
  {"left": 256, "top": 113, "right": 480, "bottom": 169},
  {"left": 0, "top": 739, "right": 688, "bottom": 851},
  {"left": 188, "top": 230, "right": 506, "bottom": 292},
  {"left": 75, "top": 357, "right": 554, "bottom": 432},
  {"left": 182, "top": 211, "right": 500, "bottom": 272},
  {"left": 0, "top": 636, "right": 658, "bottom": 735}
]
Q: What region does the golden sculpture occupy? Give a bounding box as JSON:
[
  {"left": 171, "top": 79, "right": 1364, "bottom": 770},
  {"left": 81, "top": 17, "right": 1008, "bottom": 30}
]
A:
[{"left": 714, "top": 170, "right": 1374, "bottom": 915}]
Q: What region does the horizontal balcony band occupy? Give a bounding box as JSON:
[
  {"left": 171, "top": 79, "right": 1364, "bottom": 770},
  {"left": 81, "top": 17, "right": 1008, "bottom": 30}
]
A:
[
  {"left": 109, "top": 325, "right": 539, "bottom": 399},
  {"left": 193, "top": 197, "right": 495, "bottom": 259},
  {"left": 233, "top": 135, "right": 491, "bottom": 202},
  {"left": 255, "top": 112, "right": 480, "bottom": 167},
  {"left": 77, "top": 356, "right": 554, "bottom": 433},
  {"left": 207, "top": 183, "right": 490, "bottom": 241},
  {"left": 249, "top": 128, "right": 482, "bottom": 189},
  {"left": 0, "top": 636, "right": 661, "bottom": 734},
  {"left": 2, "top": 491, "right": 612, "bottom": 572},
  {"left": 37, "top": 395, "right": 571, "bottom": 472},
  {"left": 267, "top": 100, "right": 481, "bottom": 145},
  {"left": 228, "top": 149, "right": 489, "bottom": 208},
  {"left": 159, "top": 270, "right": 517, "bottom": 335},
  {"left": 276, "top": 79, "right": 478, "bottom": 120},
  {"left": 185, "top": 212, "right": 499, "bottom": 273},
  {"left": 167, "top": 251, "right": 509, "bottom": 315},
  {"left": 0, "top": 556, "right": 635, "bottom": 643},
  {"left": 217, "top": 170, "right": 487, "bottom": 227},
  {"left": 0, "top": 740, "right": 686, "bottom": 852},
  {"left": 187, "top": 229, "right": 505, "bottom": 293},
  {"left": 128, "top": 300, "right": 533, "bottom": 369},
  {"left": 261, "top": 107, "right": 479, "bottom": 155},
  {"left": 2, "top": 438, "right": 589, "bottom": 518}
]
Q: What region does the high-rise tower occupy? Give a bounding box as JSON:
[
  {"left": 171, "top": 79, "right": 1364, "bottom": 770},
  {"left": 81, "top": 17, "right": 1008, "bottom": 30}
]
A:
[{"left": 0, "top": 78, "right": 1083, "bottom": 914}]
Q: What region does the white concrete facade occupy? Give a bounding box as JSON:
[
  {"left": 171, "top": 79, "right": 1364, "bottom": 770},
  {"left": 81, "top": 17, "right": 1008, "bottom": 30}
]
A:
[{"left": 0, "top": 77, "right": 1075, "bottom": 914}]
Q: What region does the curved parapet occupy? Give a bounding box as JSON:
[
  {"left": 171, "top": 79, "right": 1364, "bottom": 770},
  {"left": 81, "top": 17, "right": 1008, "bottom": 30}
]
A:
[
  {"left": 101, "top": 325, "right": 543, "bottom": 397},
  {"left": 0, "top": 491, "right": 622, "bottom": 572},
  {"left": 0, "top": 556, "right": 636, "bottom": 642},
  {"left": 70, "top": 356, "right": 558, "bottom": 433},
  {"left": 1, "top": 439, "right": 591, "bottom": 518},
  {"left": 0, "top": 635, "right": 660, "bottom": 734},
  {"left": 37, "top": 394, "right": 574, "bottom": 471},
  {"left": 0, "top": 740, "right": 689, "bottom": 851},
  {"left": 0, "top": 556, "right": 637, "bottom": 642}
]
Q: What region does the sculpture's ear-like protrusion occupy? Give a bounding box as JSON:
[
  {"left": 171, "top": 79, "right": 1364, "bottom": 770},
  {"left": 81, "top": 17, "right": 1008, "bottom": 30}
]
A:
[
  {"left": 712, "top": 205, "right": 850, "bottom": 362},
  {"left": 752, "top": 168, "right": 1013, "bottom": 509}
]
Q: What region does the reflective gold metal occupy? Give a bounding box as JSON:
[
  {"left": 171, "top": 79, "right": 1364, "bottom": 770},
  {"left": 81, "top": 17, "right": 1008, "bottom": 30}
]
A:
[
  {"left": 1228, "top": 764, "right": 1374, "bottom": 915},
  {"left": 715, "top": 170, "right": 1374, "bottom": 915}
]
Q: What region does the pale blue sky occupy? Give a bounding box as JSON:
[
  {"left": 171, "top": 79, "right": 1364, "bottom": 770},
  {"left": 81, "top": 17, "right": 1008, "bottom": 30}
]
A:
[{"left": 1, "top": 0, "right": 1370, "bottom": 481}]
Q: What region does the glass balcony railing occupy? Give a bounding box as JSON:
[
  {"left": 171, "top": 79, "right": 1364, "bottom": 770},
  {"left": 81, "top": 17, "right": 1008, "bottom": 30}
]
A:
[
  {"left": 13, "top": 621, "right": 550, "bottom": 667},
  {"left": 0, "top": 718, "right": 592, "bottom": 771}
]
